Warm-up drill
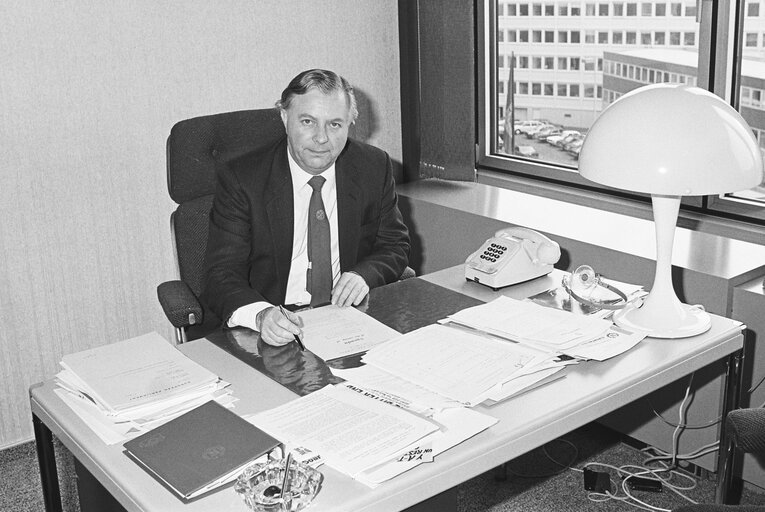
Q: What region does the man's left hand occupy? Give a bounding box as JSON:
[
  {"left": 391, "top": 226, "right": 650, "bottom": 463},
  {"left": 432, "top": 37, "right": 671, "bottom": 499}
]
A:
[{"left": 331, "top": 272, "right": 369, "bottom": 307}]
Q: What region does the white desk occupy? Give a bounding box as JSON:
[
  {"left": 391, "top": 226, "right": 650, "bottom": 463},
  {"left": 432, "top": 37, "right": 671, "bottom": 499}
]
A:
[{"left": 31, "top": 271, "right": 744, "bottom": 511}]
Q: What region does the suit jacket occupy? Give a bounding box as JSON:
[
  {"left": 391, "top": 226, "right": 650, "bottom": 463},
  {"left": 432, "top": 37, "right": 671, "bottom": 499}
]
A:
[{"left": 201, "top": 136, "right": 410, "bottom": 325}]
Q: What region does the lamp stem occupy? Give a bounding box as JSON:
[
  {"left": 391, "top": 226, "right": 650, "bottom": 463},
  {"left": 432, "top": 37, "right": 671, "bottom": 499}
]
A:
[
  {"left": 612, "top": 194, "right": 711, "bottom": 338},
  {"left": 650, "top": 194, "right": 683, "bottom": 308}
]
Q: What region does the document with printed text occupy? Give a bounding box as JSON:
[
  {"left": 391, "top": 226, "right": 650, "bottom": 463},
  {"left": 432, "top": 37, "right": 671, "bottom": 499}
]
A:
[
  {"left": 297, "top": 305, "right": 400, "bottom": 361},
  {"left": 361, "top": 323, "right": 550, "bottom": 406},
  {"left": 248, "top": 384, "right": 439, "bottom": 478}
]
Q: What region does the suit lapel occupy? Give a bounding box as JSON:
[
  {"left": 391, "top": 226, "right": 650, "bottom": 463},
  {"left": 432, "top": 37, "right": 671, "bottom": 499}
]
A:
[
  {"left": 265, "top": 141, "right": 294, "bottom": 298},
  {"left": 336, "top": 146, "right": 361, "bottom": 270}
]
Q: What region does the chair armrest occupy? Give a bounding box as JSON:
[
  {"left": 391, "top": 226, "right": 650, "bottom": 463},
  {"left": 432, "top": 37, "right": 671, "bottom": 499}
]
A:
[
  {"left": 726, "top": 408, "right": 765, "bottom": 454},
  {"left": 156, "top": 280, "right": 204, "bottom": 329},
  {"left": 399, "top": 266, "right": 416, "bottom": 281}
]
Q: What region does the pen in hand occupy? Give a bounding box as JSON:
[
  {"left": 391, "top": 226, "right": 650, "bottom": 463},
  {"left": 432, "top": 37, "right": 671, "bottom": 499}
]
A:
[{"left": 278, "top": 305, "right": 305, "bottom": 351}]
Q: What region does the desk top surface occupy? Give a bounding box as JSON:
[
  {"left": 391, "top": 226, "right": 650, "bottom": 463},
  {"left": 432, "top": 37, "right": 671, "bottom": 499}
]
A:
[{"left": 30, "top": 268, "right": 744, "bottom": 512}]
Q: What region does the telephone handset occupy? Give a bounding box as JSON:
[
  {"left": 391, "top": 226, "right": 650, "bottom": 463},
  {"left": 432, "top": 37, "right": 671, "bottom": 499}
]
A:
[{"left": 465, "top": 227, "right": 561, "bottom": 290}]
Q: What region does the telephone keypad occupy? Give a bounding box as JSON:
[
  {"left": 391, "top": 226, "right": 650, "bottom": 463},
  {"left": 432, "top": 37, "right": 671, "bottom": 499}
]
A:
[
  {"left": 480, "top": 243, "right": 507, "bottom": 262},
  {"left": 467, "top": 238, "right": 519, "bottom": 274}
]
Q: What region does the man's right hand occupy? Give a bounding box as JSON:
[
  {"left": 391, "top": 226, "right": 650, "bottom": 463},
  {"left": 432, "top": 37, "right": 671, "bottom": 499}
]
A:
[{"left": 257, "top": 306, "right": 303, "bottom": 347}]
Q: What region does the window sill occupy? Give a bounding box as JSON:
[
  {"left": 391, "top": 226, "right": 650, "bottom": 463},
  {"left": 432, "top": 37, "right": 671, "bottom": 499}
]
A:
[
  {"left": 396, "top": 173, "right": 765, "bottom": 282},
  {"left": 477, "top": 169, "right": 765, "bottom": 247}
]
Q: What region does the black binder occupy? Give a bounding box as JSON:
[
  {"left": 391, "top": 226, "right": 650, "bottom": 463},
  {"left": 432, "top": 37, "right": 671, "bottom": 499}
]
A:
[{"left": 123, "top": 400, "right": 280, "bottom": 500}]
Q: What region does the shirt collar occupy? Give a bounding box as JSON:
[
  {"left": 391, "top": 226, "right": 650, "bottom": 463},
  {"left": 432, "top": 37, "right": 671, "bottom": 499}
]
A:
[{"left": 286, "top": 148, "right": 336, "bottom": 190}]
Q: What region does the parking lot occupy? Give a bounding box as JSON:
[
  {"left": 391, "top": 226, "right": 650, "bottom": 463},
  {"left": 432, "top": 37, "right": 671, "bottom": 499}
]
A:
[{"left": 500, "top": 130, "right": 584, "bottom": 167}]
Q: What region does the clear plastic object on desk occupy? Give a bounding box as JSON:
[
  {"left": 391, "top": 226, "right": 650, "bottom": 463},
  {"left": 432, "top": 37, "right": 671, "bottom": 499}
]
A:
[{"left": 235, "top": 457, "right": 322, "bottom": 511}]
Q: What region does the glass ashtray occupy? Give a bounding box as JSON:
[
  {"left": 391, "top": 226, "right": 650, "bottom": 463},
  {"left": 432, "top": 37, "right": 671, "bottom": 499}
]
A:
[{"left": 234, "top": 457, "right": 323, "bottom": 512}]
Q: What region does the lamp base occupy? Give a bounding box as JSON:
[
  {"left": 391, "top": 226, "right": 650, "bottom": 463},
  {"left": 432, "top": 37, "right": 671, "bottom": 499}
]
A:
[{"left": 613, "top": 302, "right": 712, "bottom": 339}]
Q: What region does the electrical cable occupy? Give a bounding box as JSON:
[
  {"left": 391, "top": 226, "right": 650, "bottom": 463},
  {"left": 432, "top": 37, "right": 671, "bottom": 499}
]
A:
[
  {"left": 571, "top": 374, "right": 711, "bottom": 511},
  {"left": 646, "top": 398, "right": 721, "bottom": 429},
  {"left": 670, "top": 373, "right": 694, "bottom": 467}
]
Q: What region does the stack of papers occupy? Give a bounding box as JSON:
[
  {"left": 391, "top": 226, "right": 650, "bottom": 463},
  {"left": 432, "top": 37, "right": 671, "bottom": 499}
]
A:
[
  {"left": 55, "top": 332, "right": 234, "bottom": 444},
  {"left": 446, "top": 296, "right": 644, "bottom": 360},
  {"left": 358, "top": 323, "right": 571, "bottom": 407}
]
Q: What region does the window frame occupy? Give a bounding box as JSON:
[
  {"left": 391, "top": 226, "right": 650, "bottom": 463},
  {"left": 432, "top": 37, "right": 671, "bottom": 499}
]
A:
[{"left": 477, "top": 0, "right": 765, "bottom": 227}]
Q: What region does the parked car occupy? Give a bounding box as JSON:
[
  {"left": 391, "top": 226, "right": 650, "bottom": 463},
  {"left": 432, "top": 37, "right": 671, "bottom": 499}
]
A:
[
  {"left": 565, "top": 138, "right": 584, "bottom": 158},
  {"left": 562, "top": 133, "right": 585, "bottom": 151},
  {"left": 513, "top": 120, "right": 545, "bottom": 135},
  {"left": 525, "top": 123, "right": 557, "bottom": 139},
  {"left": 534, "top": 126, "right": 561, "bottom": 140},
  {"left": 546, "top": 130, "right": 580, "bottom": 146},
  {"left": 554, "top": 132, "right": 583, "bottom": 148},
  {"left": 514, "top": 145, "right": 539, "bottom": 158}
]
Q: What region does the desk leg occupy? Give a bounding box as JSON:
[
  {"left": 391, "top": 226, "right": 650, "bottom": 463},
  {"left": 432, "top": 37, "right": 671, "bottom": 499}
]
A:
[
  {"left": 33, "top": 413, "right": 63, "bottom": 512},
  {"left": 715, "top": 350, "right": 743, "bottom": 505}
]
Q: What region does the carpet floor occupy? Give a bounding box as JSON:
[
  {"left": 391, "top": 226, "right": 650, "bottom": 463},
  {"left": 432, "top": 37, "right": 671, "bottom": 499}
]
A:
[{"left": 4, "top": 422, "right": 765, "bottom": 512}]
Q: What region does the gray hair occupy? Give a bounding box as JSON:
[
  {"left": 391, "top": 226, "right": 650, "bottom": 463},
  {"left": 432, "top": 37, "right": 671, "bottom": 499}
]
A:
[{"left": 275, "top": 69, "right": 358, "bottom": 122}]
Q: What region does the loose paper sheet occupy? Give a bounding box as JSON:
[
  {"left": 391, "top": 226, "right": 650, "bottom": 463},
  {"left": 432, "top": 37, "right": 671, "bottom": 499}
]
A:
[
  {"left": 248, "top": 384, "right": 439, "bottom": 477},
  {"left": 297, "top": 305, "right": 400, "bottom": 361},
  {"left": 355, "top": 407, "right": 497, "bottom": 486}
]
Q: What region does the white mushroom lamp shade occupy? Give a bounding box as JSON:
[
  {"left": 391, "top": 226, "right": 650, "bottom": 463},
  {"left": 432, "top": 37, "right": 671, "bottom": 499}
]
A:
[{"left": 579, "top": 84, "right": 764, "bottom": 338}]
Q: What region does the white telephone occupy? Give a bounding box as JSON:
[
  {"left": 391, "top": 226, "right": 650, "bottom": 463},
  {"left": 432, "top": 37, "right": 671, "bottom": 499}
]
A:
[{"left": 465, "top": 227, "right": 561, "bottom": 290}]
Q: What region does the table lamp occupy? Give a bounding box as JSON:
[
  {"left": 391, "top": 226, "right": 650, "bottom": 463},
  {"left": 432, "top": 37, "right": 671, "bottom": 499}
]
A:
[{"left": 578, "top": 84, "right": 763, "bottom": 338}]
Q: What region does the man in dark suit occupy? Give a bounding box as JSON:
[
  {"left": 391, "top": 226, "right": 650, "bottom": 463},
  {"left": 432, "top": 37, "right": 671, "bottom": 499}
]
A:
[{"left": 201, "top": 69, "right": 410, "bottom": 346}]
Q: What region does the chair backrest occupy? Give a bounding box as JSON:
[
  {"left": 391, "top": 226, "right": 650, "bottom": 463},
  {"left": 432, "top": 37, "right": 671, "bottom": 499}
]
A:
[{"left": 167, "top": 108, "right": 285, "bottom": 298}]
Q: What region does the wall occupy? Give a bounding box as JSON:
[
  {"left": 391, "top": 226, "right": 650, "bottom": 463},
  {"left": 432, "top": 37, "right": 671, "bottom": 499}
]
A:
[{"left": 0, "top": 0, "right": 402, "bottom": 448}]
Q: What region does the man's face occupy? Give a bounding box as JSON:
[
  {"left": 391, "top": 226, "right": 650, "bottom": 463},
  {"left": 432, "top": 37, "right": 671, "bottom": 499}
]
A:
[{"left": 280, "top": 88, "right": 352, "bottom": 175}]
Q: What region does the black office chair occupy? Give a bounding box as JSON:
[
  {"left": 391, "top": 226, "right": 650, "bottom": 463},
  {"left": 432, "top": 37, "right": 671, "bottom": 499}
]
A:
[
  {"left": 157, "top": 109, "right": 415, "bottom": 344},
  {"left": 674, "top": 408, "right": 765, "bottom": 512},
  {"left": 157, "top": 108, "right": 286, "bottom": 344}
]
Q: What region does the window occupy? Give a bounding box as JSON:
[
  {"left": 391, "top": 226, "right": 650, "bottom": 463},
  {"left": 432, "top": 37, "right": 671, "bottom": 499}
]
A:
[{"left": 481, "top": 0, "right": 765, "bottom": 225}]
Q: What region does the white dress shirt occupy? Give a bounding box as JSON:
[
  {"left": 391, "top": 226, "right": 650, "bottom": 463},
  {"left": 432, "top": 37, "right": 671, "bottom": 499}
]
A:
[{"left": 228, "top": 150, "right": 341, "bottom": 329}]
